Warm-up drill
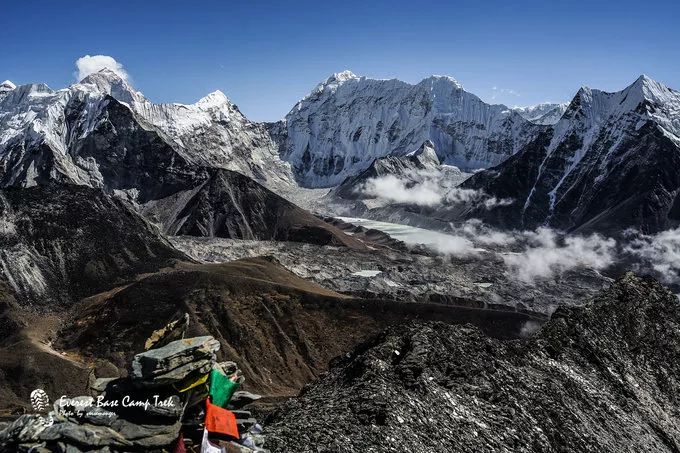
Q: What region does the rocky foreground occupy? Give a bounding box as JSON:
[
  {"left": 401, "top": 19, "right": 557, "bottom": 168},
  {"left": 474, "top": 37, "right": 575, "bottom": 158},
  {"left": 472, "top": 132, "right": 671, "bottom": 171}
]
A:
[
  {"left": 0, "top": 333, "right": 267, "bottom": 452},
  {"left": 264, "top": 274, "right": 680, "bottom": 452}
]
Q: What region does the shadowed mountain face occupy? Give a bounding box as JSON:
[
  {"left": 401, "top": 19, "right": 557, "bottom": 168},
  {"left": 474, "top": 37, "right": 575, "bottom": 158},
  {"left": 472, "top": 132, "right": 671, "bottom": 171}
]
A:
[
  {"left": 1, "top": 90, "right": 360, "bottom": 248},
  {"left": 265, "top": 274, "right": 680, "bottom": 453},
  {"left": 460, "top": 76, "right": 680, "bottom": 234},
  {"left": 0, "top": 184, "right": 187, "bottom": 307},
  {"left": 140, "top": 169, "right": 367, "bottom": 249}
]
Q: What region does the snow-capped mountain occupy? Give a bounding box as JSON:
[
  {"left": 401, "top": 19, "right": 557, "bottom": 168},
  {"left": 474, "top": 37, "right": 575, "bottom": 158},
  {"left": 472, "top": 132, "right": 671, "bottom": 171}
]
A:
[
  {"left": 461, "top": 75, "right": 680, "bottom": 234},
  {"left": 0, "top": 80, "right": 15, "bottom": 96},
  {"left": 276, "top": 71, "right": 544, "bottom": 187},
  {"left": 513, "top": 103, "right": 568, "bottom": 125},
  {"left": 333, "top": 140, "right": 468, "bottom": 201},
  {"left": 0, "top": 69, "right": 295, "bottom": 192}
]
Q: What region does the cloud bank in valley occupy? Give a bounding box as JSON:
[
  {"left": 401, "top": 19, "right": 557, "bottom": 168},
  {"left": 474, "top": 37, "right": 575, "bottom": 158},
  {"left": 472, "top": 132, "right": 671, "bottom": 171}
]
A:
[
  {"left": 362, "top": 175, "right": 442, "bottom": 206},
  {"left": 75, "top": 55, "right": 129, "bottom": 82},
  {"left": 387, "top": 219, "right": 679, "bottom": 287},
  {"left": 622, "top": 228, "right": 680, "bottom": 285},
  {"left": 501, "top": 228, "right": 616, "bottom": 283},
  {"left": 361, "top": 172, "right": 512, "bottom": 209}
]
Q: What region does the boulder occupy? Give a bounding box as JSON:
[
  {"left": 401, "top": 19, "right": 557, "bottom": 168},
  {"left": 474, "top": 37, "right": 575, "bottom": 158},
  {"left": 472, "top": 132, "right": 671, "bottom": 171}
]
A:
[{"left": 131, "top": 336, "right": 219, "bottom": 385}]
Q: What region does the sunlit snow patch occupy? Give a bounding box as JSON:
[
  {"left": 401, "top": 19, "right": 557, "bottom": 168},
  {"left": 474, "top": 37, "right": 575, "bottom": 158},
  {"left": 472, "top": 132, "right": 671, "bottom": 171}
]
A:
[{"left": 352, "top": 270, "right": 382, "bottom": 277}]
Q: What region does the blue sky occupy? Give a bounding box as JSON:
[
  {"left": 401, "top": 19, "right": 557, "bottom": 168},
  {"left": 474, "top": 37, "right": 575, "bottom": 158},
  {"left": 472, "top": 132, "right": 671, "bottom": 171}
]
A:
[{"left": 2, "top": 0, "right": 679, "bottom": 121}]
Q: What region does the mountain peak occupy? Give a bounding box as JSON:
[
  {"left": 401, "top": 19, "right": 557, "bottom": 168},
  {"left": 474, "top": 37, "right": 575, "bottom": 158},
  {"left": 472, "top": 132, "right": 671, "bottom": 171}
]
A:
[
  {"left": 312, "top": 70, "right": 360, "bottom": 94},
  {"left": 634, "top": 74, "right": 654, "bottom": 86},
  {"left": 80, "top": 68, "right": 127, "bottom": 85},
  {"left": 196, "top": 90, "right": 232, "bottom": 108},
  {"left": 420, "top": 75, "right": 463, "bottom": 90},
  {"left": 328, "top": 70, "right": 358, "bottom": 84},
  {"left": 409, "top": 140, "right": 440, "bottom": 165},
  {"left": 625, "top": 74, "right": 675, "bottom": 104},
  {"left": 76, "top": 68, "right": 140, "bottom": 105},
  {"left": 0, "top": 80, "right": 16, "bottom": 92}
]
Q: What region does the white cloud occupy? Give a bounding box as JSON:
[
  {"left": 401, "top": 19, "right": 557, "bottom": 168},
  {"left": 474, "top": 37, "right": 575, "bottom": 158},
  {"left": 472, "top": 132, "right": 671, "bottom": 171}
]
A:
[
  {"left": 424, "top": 234, "right": 478, "bottom": 257},
  {"left": 361, "top": 172, "right": 512, "bottom": 210},
  {"left": 459, "top": 219, "right": 517, "bottom": 246},
  {"left": 491, "top": 86, "right": 521, "bottom": 100},
  {"left": 501, "top": 228, "right": 616, "bottom": 283},
  {"left": 622, "top": 228, "right": 680, "bottom": 285},
  {"left": 75, "top": 55, "right": 129, "bottom": 82},
  {"left": 362, "top": 175, "right": 443, "bottom": 206}
]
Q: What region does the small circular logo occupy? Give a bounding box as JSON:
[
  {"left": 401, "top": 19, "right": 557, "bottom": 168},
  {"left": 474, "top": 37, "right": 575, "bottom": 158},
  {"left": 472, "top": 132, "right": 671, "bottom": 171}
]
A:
[{"left": 30, "top": 389, "right": 50, "bottom": 413}]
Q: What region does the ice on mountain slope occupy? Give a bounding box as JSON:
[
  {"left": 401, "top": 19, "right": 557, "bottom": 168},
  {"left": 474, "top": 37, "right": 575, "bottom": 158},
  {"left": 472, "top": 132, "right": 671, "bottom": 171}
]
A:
[
  {"left": 277, "top": 71, "right": 544, "bottom": 187},
  {"left": 0, "top": 69, "right": 295, "bottom": 193},
  {"left": 0, "top": 81, "right": 108, "bottom": 187},
  {"left": 539, "top": 75, "right": 680, "bottom": 212},
  {"left": 462, "top": 75, "right": 680, "bottom": 233},
  {"left": 79, "top": 70, "right": 297, "bottom": 190},
  {"left": 0, "top": 81, "right": 16, "bottom": 96},
  {"left": 513, "top": 103, "right": 568, "bottom": 125}
]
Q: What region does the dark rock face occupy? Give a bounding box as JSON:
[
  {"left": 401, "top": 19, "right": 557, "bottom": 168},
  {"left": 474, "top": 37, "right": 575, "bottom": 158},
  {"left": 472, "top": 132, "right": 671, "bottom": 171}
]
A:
[
  {"left": 463, "top": 123, "right": 680, "bottom": 234},
  {"left": 265, "top": 274, "right": 680, "bottom": 452},
  {"left": 71, "top": 96, "right": 206, "bottom": 202},
  {"left": 461, "top": 78, "right": 680, "bottom": 235},
  {"left": 0, "top": 184, "right": 186, "bottom": 306},
  {"left": 1, "top": 91, "right": 355, "bottom": 249},
  {"left": 141, "top": 168, "right": 367, "bottom": 248}
]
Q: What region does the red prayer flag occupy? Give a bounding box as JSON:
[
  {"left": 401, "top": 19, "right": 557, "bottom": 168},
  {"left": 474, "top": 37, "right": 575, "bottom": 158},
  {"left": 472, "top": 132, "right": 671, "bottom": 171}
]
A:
[
  {"left": 172, "top": 431, "right": 186, "bottom": 453},
  {"left": 205, "top": 399, "right": 239, "bottom": 439}
]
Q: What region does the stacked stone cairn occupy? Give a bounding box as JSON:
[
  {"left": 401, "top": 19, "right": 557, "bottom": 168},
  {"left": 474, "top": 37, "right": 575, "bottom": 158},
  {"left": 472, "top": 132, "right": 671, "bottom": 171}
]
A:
[{"left": 0, "top": 322, "right": 268, "bottom": 452}]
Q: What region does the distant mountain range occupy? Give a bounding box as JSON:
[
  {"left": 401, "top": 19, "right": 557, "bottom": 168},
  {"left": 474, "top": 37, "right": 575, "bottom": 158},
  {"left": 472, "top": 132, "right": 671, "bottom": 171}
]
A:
[
  {"left": 275, "top": 71, "right": 546, "bottom": 186},
  {"left": 1, "top": 70, "right": 679, "bottom": 234}
]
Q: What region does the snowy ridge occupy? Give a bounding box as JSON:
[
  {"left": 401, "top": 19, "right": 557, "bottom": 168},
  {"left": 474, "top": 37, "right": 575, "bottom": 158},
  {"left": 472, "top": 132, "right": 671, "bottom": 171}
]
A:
[
  {"left": 279, "top": 71, "right": 542, "bottom": 187},
  {"left": 77, "top": 70, "right": 296, "bottom": 189},
  {"left": 464, "top": 74, "right": 680, "bottom": 234},
  {"left": 543, "top": 75, "right": 680, "bottom": 212},
  {"left": 0, "top": 69, "right": 296, "bottom": 192},
  {"left": 513, "top": 103, "right": 568, "bottom": 125}
]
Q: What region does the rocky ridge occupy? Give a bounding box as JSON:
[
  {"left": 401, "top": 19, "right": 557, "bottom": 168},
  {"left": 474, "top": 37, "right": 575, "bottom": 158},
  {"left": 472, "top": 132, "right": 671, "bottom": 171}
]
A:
[
  {"left": 265, "top": 274, "right": 680, "bottom": 452},
  {"left": 460, "top": 75, "right": 680, "bottom": 234}
]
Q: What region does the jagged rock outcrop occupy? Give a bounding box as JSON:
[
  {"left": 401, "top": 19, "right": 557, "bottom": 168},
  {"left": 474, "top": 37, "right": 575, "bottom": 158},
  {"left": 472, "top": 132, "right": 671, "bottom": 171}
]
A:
[
  {"left": 461, "top": 75, "right": 680, "bottom": 234},
  {"left": 276, "top": 71, "right": 543, "bottom": 187},
  {"left": 265, "top": 274, "right": 680, "bottom": 452}
]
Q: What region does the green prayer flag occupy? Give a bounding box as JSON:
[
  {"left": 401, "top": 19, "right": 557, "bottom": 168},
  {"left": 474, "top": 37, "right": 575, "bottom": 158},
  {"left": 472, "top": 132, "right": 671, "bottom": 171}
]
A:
[{"left": 209, "top": 368, "right": 240, "bottom": 407}]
